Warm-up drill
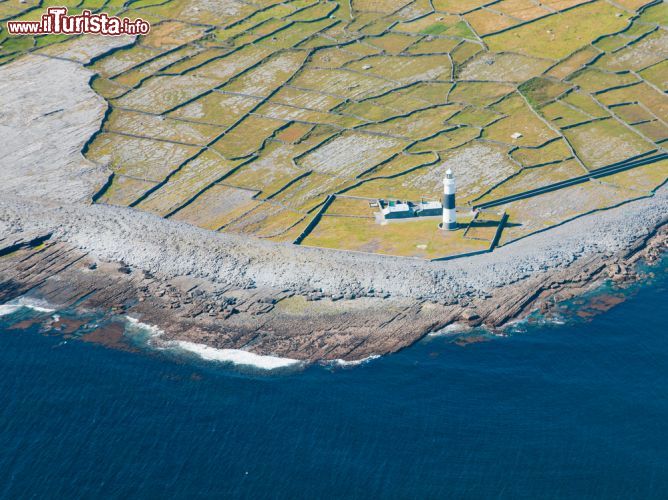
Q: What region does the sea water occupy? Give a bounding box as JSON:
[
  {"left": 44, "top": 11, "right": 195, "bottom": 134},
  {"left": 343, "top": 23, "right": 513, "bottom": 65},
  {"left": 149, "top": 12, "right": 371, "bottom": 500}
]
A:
[{"left": 0, "top": 264, "right": 666, "bottom": 499}]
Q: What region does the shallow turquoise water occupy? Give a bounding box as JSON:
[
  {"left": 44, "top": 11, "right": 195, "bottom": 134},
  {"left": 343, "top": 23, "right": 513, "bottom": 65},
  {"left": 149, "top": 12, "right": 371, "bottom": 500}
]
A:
[{"left": 0, "top": 264, "right": 666, "bottom": 499}]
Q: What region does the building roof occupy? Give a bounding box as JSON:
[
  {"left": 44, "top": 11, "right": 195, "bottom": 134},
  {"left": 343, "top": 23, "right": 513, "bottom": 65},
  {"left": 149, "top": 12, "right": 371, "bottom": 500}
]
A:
[
  {"left": 417, "top": 201, "right": 442, "bottom": 210},
  {"left": 384, "top": 202, "right": 411, "bottom": 213}
]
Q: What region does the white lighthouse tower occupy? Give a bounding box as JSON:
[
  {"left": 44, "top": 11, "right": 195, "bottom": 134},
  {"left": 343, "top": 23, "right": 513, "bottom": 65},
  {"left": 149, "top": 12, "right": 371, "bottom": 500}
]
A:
[{"left": 442, "top": 169, "right": 456, "bottom": 230}]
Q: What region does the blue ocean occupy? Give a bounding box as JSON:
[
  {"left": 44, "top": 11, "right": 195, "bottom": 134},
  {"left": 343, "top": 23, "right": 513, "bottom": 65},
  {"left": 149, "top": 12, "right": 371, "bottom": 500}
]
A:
[{"left": 0, "top": 263, "right": 666, "bottom": 499}]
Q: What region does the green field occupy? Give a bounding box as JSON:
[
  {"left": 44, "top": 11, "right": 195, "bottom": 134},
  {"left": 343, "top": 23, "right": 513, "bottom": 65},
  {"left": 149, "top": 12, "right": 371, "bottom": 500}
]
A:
[{"left": 2, "top": 0, "right": 666, "bottom": 258}]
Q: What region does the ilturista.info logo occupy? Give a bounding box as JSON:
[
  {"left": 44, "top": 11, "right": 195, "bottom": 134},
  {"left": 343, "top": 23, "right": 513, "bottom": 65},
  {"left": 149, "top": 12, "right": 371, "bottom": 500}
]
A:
[{"left": 7, "top": 7, "right": 150, "bottom": 36}]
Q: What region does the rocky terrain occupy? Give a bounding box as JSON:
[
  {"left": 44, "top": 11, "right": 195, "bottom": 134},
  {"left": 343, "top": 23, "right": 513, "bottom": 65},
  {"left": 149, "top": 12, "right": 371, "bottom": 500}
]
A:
[
  {"left": 0, "top": 191, "right": 665, "bottom": 361},
  {"left": 0, "top": 33, "right": 666, "bottom": 363}
]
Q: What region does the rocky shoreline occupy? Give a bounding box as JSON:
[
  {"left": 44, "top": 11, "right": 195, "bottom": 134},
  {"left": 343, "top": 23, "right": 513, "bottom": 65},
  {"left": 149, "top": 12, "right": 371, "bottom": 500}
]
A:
[
  {"left": 0, "top": 195, "right": 665, "bottom": 363},
  {"left": 1, "top": 52, "right": 666, "bottom": 364}
]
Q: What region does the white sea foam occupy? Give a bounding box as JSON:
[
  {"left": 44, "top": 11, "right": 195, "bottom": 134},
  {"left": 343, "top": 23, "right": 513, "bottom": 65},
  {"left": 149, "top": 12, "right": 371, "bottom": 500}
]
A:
[
  {"left": 329, "top": 354, "right": 381, "bottom": 367},
  {"left": 0, "top": 297, "right": 55, "bottom": 316},
  {"left": 0, "top": 304, "right": 22, "bottom": 317},
  {"left": 173, "top": 341, "right": 301, "bottom": 370},
  {"left": 124, "top": 317, "right": 299, "bottom": 370},
  {"left": 125, "top": 316, "right": 164, "bottom": 337}
]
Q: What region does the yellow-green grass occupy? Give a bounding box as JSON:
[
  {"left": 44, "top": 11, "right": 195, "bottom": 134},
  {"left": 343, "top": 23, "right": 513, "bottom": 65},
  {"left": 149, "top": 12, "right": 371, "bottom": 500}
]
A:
[
  {"left": 289, "top": 67, "right": 394, "bottom": 100},
  {"left": 222, "top": 203, "right": 307, "bottom": 237},
  {"left": 484, "top": 95, "right": 559, "bottom": 147},
  {"left": 275, "top": 122, "right": 314, "bottom": 143},
  {"left": 359, "top": 105, "right": 463, "bottom": 140},
  {"left": 393, "top": 13, "right": 460, "bottom": 34},
  {"left": 519, "top": 77, "right": 571, "bottom": 107},
  {"left": 336, "top": 101, "right": 398, "bottom": 122},
  {"left": 593, "top": 33, "right": 633, "bottom": 53},
  {"left": 86, "top": 133, "right": 201, "bottom": 182},
  {"left": 567, "top": 68, "right": 639, "bottom": 93},
  {"left": 309, "top": 47, "right": 366, "bottom": 68},
  {"left": 98, "top": 175, "right": 158, "bottom": 207},
  {"left": 563, "top": 118, "right": 655, "bottom": 169},
  {"left": 465, "top": 210, "right": 505, "bottom": 240},
  {"left": 633, "top": 121, "right": 668, "bottom": 144},
  {"left": 210, "top": 115, "right": 285, "bottom": 159},
  {"left": 232, "top": 19, "right": 294, "bottom": 45},
  {"left": 287, "top": 1, "right": 337, "bottom": 22},
  {"left": 360, "top": 151, "right": 439, "bottom": 178},
  {"left": 596, "top": 83, "right": 668, "bottom": 124},
  {"left": 499, "top": 181, "right": 643, "bottom": 243},
  {"left": 222, "top": 142, "right": 306, "bottom": 196},
  {"left": 324, "top": 197, "right": 377, "bottom": 217},
  {"left": 255, "top": 102, "right": 363, "bottom": 128},
  {"left": 459, "top": 53, "right": 553, "bottom": 83},
  {"left": 600, "top": 159, "right": 668, "bottom": 193},
  {"left": 188, "top": 44, "right": 274, "bottom": 81},
  {"left": 0, "top": 0, "right": 34, "bottom": 19},
  {"left": 113, "top": 75, "right": 220, "bottom": 114},
  {"left": 167, "top": 92, "right": 260, "bottom": 127},
  {"left": 353, "top": 0, "right": 411, "bottom": 12},
  {"left": 594, "top": 30, "right": 668, "bottom": 73},
  {"left": 211, "top": 2, "right": 298, "bottom": 41},
  {"left": 450, "top": 41, "right": 483, "bottom": 66},
  {"left": 221, "top": 51, "right": 307, "bottom": 98},
  {"left": 432, "top": 0, "right": 491, "bottom": 14},
  {"left": 270, "top": 86, "right": 344, "bottom": 111},
  {"left": 493, "top": 0, "right": 552, "bottom": 21},
  {"left": 112, "top": 46, "right": 203, "bottom": 88},
  {"left": 88, "top": 46, "right": 161, "bottom": 79},
  {"left": 367, "top": 33, "right": 417, "bottom": 53},
  {"left": 639, "top": 61, "right": 668, "bottom": 91},
  {"left": 132, "top": 0, "right": 256, "bottom": 26},
  {"left": 134, "top": 151, "right": 244, "bottom": 216},
  {"left": 561, "top": 91, "right": 609, "bottom": 118},
  {"left": 162, "top": 48, "right": 230, "bottom": 74},
  {"left": 345, "top": 54, "right": 452, "bottom": 83},
  {"left": 349, "top": 142, "right": 519, "bottom": 203},
  {"left": 255, "top": 18, "right": 337, "bottom": 50},
  {"left": 91, "top": 77, "right": 130, "bottom": 100},
  {"left": 302, "top": 216, "right": 488, "bottom": 259},
  {"left": 611, "top": 103, "right": 656, "bottom": 125},
  {"left": 539, "top": 100, "right": 591, "bottom": 128},
  {"left": 448, "top": 81, "right": 515, "bottom": 106},
  {"left": 485, "top": 1, "right": 631, "bottom": 60},
  {"left": 613, "top": 0, "right": 656, "bottom": 11},
  {"left": 271, "top": 173, "right": 353, "bottom": 212},
  {"left": 450, "top": 106, "right": 503, "bottom": 127},
  {"left": 511, "top": 139, "right": 573, "bottom": 166},
  {"left": 104, "top": 109, "right": 224, "bottom": 146},
  {"left": 138, "top": 21, "right": 208, "bottom": 50},
  {"left": 637, "top": 1, "right": 668, "bottom": 25},
  {"left": 398, "top": 82, "right": 455, "bottom": 105},
  {"left": 464, "top": 9, "right": 519, "bottom": 36},
  {"left": 545, "top": 46, "right": 600, "bottom": 80},
  {"left": 409, "top": 126, "right": 480, "bottom": 153},
  {"left": 344, "top": 177, "right": 430, "bottom": 203},
  {"left": 364, "top": 90, "right": 434, "bottom": 116},
  {"left": 406, "top": 37, "right": 460, "bottom": 55},
  {"left": 298, "top": 132, "right": 408, "bottom": 177},
  {"left": 171, "top": 184, "right": 262, "bottom": 231},
  {"left": 475, "top": 159, "right": 585, "bottom": 204}
]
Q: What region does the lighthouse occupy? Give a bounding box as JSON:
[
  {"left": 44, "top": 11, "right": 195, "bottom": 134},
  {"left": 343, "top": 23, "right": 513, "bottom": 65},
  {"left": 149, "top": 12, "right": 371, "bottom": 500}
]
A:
[{"left": 443, "top": 169, "right": 456, "bottom": 230}]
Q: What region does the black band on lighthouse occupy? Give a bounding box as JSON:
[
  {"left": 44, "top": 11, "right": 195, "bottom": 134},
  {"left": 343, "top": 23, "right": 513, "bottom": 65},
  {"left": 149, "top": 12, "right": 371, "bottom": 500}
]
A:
[{"left": 444, "top": 193, "right": 455, "bottom": 210}]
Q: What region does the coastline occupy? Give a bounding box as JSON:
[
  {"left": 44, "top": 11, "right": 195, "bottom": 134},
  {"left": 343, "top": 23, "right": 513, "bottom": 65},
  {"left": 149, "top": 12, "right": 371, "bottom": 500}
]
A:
[
  {"left": 0, "top": 193, "right": 665, "bottom": 363},
  {"left": 0, "top": 52, "right": 666, "bottom": 364}
]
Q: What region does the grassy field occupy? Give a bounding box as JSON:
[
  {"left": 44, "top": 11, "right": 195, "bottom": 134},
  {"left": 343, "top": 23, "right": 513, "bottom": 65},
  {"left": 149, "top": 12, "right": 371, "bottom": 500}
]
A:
[
  {"left": 303, "top": 215, "right": 488, "bottom": 259},
  {"left": 2, "top": 0, "right": 665, "bottom": 258}
]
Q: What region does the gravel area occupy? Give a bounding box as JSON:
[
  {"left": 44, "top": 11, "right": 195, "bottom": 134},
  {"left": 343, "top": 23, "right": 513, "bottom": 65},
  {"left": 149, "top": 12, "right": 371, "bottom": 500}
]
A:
[{"left": 1, "top": 188, "right": 666, "bottom": 301}]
